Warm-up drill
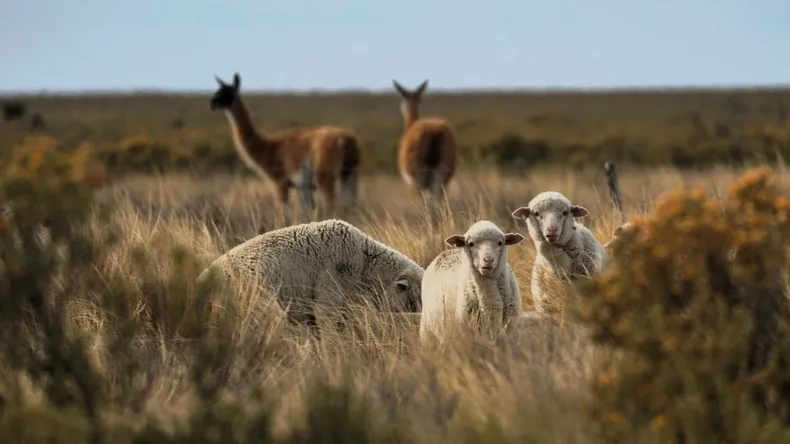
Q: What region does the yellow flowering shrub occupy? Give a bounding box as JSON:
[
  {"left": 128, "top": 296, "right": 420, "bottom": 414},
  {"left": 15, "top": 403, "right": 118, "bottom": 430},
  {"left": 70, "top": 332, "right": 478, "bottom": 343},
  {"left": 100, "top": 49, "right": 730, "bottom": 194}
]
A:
[{"left": 577, "top": 168, "right": 790, "bottom": 441}]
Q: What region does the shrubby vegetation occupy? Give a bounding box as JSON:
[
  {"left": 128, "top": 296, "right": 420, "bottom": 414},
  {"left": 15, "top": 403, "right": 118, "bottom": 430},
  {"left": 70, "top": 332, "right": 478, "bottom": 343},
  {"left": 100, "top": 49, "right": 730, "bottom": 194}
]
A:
[
  {"left": 2, "top": 90, "right": 789, "bottom": 174},
  {"left": 1, "top": 90, "right": 790, "bottom": 443},
  {"left": 577, "top": 168, "right": 790, "bottom": 442}
]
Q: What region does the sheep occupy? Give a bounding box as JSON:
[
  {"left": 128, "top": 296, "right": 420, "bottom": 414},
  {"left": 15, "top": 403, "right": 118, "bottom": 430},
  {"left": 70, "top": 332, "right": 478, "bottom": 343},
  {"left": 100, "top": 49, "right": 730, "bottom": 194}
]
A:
[
  {"left": 420, "top": 220, "right": 525, "bottom": 343},
  {"left": 512, "top": 191, "right": 607, "bottom": 314},
  {"left": 392, "top": 79, "right": 457, "bottom": 198},
  {"left": 603, "top": 221, "right": 632, "bottom": 251},
  {"left": 210, "top": 73, "right": 361, "bottom": 212},
  {"left": 197, "top": 219, "right": 424, "bottom": 334}
]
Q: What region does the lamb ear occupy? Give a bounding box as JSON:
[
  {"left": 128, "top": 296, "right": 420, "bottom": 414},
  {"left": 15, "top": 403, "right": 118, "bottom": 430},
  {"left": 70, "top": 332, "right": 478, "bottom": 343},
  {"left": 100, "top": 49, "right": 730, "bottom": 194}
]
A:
[
  {"left": 444, "top": 235, "right": 466, "bottom": 248},
  {"left": 395, "top": 278, "right": 410, "bottom": 291},
  {"left": 233, "top": 73, "right": 241, "bottom": 90},
  {"left": 570, "top": 205, "right": 589, "bottom": 218},
  {"left": 612, "top": 226, "right": 624, "bottom": 237},
  {"left": 504, "top": 233, "right": 525, "bottom": 245},
  {"left": 511, "top": 207, "right": 531, "bottom": 219}
]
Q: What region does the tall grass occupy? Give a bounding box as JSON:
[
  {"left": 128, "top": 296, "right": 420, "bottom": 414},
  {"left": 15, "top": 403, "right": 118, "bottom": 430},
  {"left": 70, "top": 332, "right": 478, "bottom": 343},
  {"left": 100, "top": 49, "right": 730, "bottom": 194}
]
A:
[{"left": 1, "top": 140, "right": 789, "bottom": 442}]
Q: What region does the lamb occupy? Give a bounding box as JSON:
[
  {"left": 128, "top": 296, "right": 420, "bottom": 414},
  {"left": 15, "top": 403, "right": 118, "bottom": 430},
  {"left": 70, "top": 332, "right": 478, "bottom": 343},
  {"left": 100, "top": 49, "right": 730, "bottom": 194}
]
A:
[
  {"left": 197, "top": 219, "right": 424, "bottom": 332},
  {"left": 420, "top": 220, "right": 525, "bottom": 343},
  {"left": 511, "top": 191, "right": 607, "bottom": 314}
]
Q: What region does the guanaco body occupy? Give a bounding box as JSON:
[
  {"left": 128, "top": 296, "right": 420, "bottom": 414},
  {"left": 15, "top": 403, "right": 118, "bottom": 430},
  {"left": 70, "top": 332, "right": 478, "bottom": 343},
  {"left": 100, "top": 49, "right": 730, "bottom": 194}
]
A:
[
  {"left": 210, "top": 73, "right": 360, "bottom": 211},
  {"left": 393, "top": 79, "right": 457, "bottom": 197}
]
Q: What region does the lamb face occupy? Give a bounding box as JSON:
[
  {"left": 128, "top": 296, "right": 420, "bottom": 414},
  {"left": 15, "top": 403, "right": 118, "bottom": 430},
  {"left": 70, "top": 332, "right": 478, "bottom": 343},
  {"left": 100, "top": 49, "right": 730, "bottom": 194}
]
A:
[
  {"left": 512, "top": 191, "right": 589, "bottom": 245},
  {"left": 444, "top": 221, "right": 524, "bottom": 277}
]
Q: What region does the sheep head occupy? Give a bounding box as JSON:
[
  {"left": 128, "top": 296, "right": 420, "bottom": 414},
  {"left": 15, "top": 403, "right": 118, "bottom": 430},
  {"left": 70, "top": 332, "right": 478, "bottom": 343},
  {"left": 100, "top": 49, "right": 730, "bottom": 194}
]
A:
[
  {"left": 512, "top": 191, "right": 589, "bottom": 245},
  {"left": 445, "top": 220, "right": 524, "bottom": 277}
]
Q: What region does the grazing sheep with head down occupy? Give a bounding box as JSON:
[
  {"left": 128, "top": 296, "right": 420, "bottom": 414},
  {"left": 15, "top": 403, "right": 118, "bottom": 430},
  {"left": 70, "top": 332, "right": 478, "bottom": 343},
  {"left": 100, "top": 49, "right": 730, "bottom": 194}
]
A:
[
  {"left": 512, "top": 191, "right": 607, "bottom": 314},
  {"left": 197, "top": 219, "right": 424, "bottom": 334},
  {"left": 420, "top": 220, "right": 524, "bottom": 343}
]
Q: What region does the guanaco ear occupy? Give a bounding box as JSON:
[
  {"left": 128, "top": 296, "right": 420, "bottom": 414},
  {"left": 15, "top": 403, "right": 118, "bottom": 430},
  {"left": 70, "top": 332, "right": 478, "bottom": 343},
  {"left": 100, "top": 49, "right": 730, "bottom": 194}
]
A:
[
  {"left": 392, "top": 80, "right": 409, "bottom": 98},
  {"left": 414, "top": 79, "right": 429, "bottom": 97},
  {"left": 444, "top": 235, "right": 466, "bottom": 248},
  {"left": 511, "top": 207, "right": 531, "bottom": 219},
  {"left": 504, "top": 233, "right": 525, "bottom": 245},
  {"left": 214, "top": 75, "right": 226, "bottom": 87},
  {"left": 233, "top": 73, "right": 241, "bottom": 90},
  {"left": 570, "top": 205, "right": 589, "bottom": 218}
]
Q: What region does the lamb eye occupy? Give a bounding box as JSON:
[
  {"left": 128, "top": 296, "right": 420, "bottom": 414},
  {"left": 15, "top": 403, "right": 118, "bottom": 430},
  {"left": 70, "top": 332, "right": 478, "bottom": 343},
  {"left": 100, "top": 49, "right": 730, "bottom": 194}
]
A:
[
  {"left": 563, "top": 210, "right": 569, "bottom": 216},
  {"left": 498, "top": 241, "right": 503, "bottom": 246},
  {"left": 467, "top": 242, "right": 474, "bottom": 248}
]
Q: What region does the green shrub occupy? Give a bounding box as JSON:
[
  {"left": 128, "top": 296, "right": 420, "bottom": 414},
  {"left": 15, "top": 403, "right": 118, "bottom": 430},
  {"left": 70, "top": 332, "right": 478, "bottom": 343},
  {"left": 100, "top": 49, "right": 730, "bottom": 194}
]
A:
[
  {"left": 119, "top": 136, "right": 172, "bottom": 171},
  {"left": 284, "top": 370, "right": 404, "bottom": 444},
  {"left": 0, "top": 139, "right": 277, "bottom": 443},
  {"left": 577, "top": 168, "right": 790, "bottom": 442},
  {"left": 481, "top": 133, "right": 551, "bottom": 170},
  {"left": 0, "top": 139, "right": 107, "bottom": 443}
]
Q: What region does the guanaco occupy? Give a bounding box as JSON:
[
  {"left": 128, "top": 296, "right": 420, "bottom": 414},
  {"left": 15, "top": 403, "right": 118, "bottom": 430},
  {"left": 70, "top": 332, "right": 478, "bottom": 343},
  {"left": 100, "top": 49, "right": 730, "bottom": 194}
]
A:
[
  {"left": 393, "top": 79, "right": 457, "bottom": 197},
  {"left": 210, "top": 73, "right": 361, "bottom": 211}
]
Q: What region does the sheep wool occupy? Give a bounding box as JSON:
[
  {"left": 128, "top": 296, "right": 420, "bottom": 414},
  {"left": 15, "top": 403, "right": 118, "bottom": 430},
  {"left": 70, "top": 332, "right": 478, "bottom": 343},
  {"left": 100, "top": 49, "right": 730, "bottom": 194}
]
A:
[
  {"left": 420, "top": 220, "right": 524, "bottom": 343},
  {"left": 512, "top": 191, "right": 607, "bottom": 314},
  {"left": 197, "top": 219, "right": 424, "bottom": 328}
]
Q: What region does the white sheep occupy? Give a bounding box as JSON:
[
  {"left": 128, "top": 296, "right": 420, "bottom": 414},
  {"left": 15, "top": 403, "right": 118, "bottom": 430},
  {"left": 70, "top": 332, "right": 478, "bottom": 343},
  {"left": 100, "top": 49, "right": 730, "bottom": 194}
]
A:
[
  {"left": 420, "top": 220, "right": 525, "bottom": 343},
  {"left": 603, "top": 221, "right": 641, "bottom": 256},
  {"left": 511, "top": 191, "right": 607, "bottom": 313},
  {"left": 197, "top": 219, "right": 424, "bottom": 332}
]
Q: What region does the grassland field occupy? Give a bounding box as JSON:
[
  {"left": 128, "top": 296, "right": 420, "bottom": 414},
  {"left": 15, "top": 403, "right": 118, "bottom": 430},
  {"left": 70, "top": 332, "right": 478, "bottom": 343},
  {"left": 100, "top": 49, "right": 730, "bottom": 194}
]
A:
[
  {"left": 3, "top": 87, "right": 790, "bottom": 173},
  {"left": 0, "top": 88, "right": 789, "bottom": 443}
]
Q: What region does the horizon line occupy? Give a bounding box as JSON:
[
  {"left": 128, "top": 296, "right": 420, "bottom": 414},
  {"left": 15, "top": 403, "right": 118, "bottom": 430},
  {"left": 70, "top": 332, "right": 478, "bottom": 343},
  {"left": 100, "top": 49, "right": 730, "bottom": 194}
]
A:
[{"left": 2, "top": 82, "right": 790, "bottom": 97}]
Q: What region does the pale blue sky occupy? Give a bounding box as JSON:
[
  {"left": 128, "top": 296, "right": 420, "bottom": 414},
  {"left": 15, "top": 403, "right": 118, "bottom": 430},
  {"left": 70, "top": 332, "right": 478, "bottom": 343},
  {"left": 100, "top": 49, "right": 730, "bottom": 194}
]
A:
[{"left": 1, "top": 0, "right": 788, "bottom": 93}]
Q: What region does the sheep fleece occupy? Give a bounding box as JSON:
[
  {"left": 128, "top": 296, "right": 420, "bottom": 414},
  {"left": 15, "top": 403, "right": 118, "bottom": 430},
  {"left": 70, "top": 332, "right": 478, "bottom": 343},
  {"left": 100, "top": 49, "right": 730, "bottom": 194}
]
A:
[
  {"left": 420, "top": 249, "right": 520, "bottom": 340},
  {"left": 198, "top": 219, "right": 423, "bottom": 316}
]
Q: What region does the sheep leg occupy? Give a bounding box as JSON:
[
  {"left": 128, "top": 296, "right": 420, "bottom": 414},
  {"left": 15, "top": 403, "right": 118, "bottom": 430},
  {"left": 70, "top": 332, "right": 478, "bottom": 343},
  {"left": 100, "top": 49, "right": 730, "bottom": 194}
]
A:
[
  {"left": 481, "top": 303, "right": 504, "bottom": 341},
  {"left": 503, "top": 301, "right": 519, "bottom": 335},
  {"left": 501, "top": 275, "right": 522, "bottom": 336}
]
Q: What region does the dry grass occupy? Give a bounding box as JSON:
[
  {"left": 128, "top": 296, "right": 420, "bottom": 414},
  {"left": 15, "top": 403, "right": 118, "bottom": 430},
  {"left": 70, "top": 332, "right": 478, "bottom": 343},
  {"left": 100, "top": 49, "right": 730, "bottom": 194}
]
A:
[
  {"left": 2, "top": 158, "right": 790, "bottom": 442},
  {"left": 94, "top": 167, "right": 790, "bottom": 436}
]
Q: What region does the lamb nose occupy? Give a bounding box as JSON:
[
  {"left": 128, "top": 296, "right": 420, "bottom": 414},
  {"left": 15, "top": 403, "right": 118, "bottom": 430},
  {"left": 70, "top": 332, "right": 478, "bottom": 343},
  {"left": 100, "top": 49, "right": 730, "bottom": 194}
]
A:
[
  {"left": 483, "top": 256, "right": 494, "bottom": 264},
  {"left": 547, "top": 226, "right": 558, "bottom": 234}
]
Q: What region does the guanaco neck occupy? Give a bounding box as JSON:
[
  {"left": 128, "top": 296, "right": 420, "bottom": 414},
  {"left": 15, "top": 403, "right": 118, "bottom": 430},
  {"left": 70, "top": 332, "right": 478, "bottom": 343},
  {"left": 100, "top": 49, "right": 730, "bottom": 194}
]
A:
[
  {"left": 223, "top": 97, "right": 282, "bottom": 179},
  {"left": 225, "top": 97, "right": 266, "bottom": 149},
  {"left": 225, "top": 97, "right": 274, "bottom": 159},
  {"left": 400, "top": 101, "right": 420, "bottom": 129}
]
